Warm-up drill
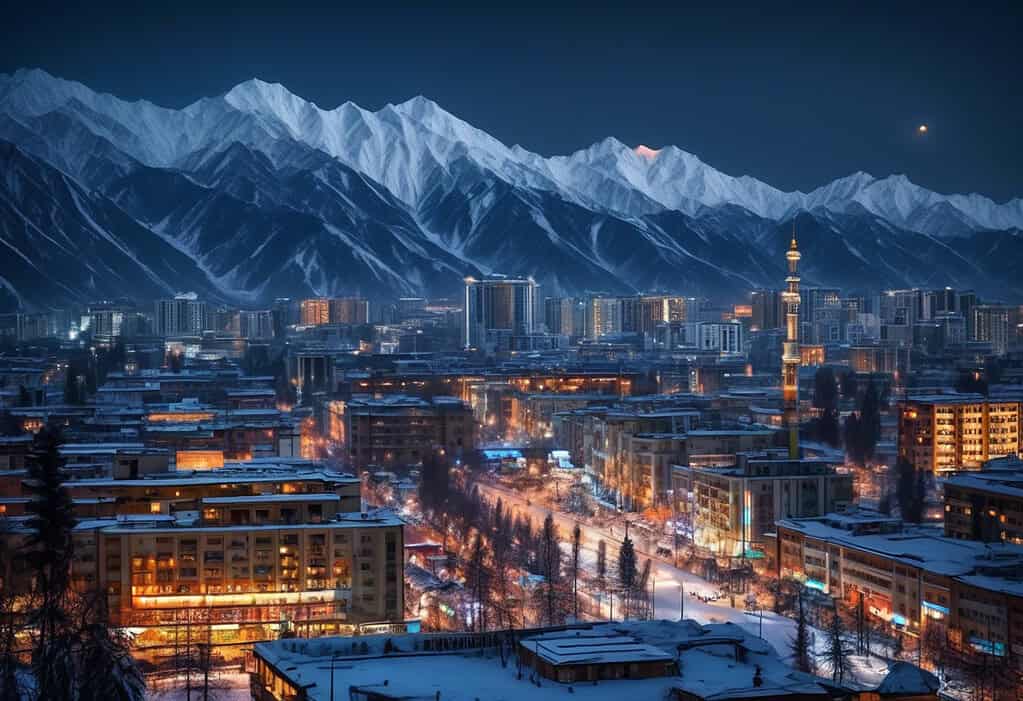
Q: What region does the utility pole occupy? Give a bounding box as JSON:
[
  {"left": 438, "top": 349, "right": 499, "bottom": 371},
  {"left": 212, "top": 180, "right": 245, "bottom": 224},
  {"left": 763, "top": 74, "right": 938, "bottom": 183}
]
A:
[{"left": 680, "top": 581, "right": 685, "bottom": 621}]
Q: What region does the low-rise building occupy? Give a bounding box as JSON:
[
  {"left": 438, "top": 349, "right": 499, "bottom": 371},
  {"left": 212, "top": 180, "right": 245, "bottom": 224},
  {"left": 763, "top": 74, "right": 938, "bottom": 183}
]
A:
[
  {"left": 776, "top": 510, "right": 1023, "bottom": 661},
  {"left": 943, "top": 456, "right": 1023, "bottom": 544}
]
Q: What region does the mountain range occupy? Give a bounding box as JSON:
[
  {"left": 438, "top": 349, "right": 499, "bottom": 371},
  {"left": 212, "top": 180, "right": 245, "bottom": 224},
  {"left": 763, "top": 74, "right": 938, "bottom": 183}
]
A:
[{"left": 1, "top": 67, "right": 1021, "bottom": 312}]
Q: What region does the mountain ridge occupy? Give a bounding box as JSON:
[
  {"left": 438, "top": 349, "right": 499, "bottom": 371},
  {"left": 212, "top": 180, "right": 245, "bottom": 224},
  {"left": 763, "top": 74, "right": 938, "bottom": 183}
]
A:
[{"left": 0, "top": 68, "right": 1021, "bottom": 311}]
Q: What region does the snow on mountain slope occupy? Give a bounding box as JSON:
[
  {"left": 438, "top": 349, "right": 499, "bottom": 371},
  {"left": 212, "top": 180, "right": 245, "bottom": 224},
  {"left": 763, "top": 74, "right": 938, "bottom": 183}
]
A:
[
  {"left": 3, "top": 68, "right": 1020, "bottom": 234},
  {"left": 1, "top": 68, "right": 1022, "bottom": 311}
]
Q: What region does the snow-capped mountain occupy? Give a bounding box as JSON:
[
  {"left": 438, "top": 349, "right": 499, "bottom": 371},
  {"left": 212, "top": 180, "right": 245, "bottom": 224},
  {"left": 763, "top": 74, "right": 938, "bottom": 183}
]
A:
[{"left": 0, "top": 67, "right": 1020, "bottom": 311}]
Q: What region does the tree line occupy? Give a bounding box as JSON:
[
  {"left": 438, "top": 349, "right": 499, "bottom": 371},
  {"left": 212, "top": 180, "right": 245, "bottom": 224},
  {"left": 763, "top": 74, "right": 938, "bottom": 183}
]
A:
[{"left": 418, "top": 450, "right": 652, "bottom": 630}]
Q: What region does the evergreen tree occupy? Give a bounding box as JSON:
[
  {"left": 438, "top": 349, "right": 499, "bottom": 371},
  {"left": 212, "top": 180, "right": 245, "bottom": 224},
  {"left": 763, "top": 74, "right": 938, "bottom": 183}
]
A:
[
  {"left": 536, "top": 514, "right": 564, "bottom": 625},
  {"left": 75, "top": 593, "right": 146, "bottom": 701},
  {"left": 896, "top": 458, "right": 925, "bottom": 523},
  {"left": 23, "top": 425, "right": 77, "bottom": 700},
  {"left": 790, "top": 595, "right": 814, "bottom": 673},
  {"left": 617, "top": 535, "right": 637, "bottom": 620},
  {"left": 813, "top": 367, "right": 839, "bottom": 411},
  {"left": 570, "top": 523, "right": 582, "bottom": 620},
  {"left": 823, "top": 611, "right": 852, "bottom": 683}
]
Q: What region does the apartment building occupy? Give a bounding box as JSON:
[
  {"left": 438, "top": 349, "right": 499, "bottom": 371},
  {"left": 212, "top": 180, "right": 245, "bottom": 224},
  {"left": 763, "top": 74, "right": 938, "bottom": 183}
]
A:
[
  {"left": 898, "top": 395, "right": 1021, "bottom": 473},
  {"left": 943, "top": 457, "right": 1023, "bottom": 544},
  {"left": 674, "top": 451, "right": 853, "bottom": 557},
  {"left": 776, "top": 510, "right": 1023, "bottom": 661},
  {"left": 0, "top": 462, "right": 404, "bottom": 664},
  {"left": 342, "top": 394, "right": 476, "bottom": 469}
]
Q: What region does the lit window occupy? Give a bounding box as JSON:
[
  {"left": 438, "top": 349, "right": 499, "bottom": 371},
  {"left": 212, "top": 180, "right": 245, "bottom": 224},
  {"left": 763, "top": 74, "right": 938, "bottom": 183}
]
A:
[{"left": 149, "top": 503, "right": 162, "bottom": 514}]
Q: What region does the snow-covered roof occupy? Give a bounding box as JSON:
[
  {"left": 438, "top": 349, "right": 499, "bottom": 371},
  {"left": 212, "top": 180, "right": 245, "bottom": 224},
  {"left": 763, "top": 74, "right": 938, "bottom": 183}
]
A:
[
  {"left": 253, "top": 620, "right": 838, "bottom": 701},
  {"left": 523, "top": 630, "right": 674, "bottom": 666},
  {"left": 876, "top": 661, "right": 940, "bottom": 695},
  {"left": 201, "top": 493, "right": 340, "bottom": 504},
  {"left": 778, "top": 515, "right": 1023, "bottom": 576}
]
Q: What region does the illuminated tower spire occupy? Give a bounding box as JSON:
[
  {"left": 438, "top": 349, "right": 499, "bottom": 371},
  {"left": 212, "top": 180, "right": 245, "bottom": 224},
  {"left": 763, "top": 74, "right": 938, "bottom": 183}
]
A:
[{"left": 782, "top": 225, "right": 802, "bottom": 459}]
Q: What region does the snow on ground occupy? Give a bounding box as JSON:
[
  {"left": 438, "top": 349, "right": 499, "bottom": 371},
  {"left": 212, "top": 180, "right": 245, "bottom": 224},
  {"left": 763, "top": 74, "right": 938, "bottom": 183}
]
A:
[
  {"left": 145, "top": 671, "right": 250, "bottom": 701},
  {"left": 477, "top": 480, "right": 895, "bottom": 689}
]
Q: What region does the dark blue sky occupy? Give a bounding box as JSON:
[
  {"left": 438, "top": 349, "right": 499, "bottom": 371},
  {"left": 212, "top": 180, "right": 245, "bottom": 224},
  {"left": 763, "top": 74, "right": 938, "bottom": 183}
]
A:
[{"left": 3, "top": 1, "right": 1020, "bottom": 201}]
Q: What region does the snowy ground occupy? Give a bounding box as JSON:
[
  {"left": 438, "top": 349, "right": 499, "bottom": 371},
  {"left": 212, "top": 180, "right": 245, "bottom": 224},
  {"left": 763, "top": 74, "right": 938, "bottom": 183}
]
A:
[
  {"left": 145, "top": 671, "right": 250, "bottom": 701},
  {"left": 476, "top": 480, "right": 893, "bottom": 689}
]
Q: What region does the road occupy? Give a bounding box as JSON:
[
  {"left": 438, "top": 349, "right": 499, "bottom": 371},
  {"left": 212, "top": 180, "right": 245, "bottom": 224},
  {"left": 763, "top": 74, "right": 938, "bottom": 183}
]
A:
[{"left": 475, "top": 480, "right": 799, "bottom": 656}]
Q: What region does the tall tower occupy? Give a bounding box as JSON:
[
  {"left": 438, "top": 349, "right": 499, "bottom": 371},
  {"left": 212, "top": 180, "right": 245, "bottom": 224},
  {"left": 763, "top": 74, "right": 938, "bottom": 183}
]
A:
[{"left": 782, "top": 228, "right": 802, "bottom": 459}]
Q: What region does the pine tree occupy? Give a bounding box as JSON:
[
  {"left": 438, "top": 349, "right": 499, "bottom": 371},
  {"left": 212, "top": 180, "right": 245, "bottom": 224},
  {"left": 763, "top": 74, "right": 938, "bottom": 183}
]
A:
[
  {"left": 536, "top": 514, "right": 563, "bottom": 625},
  {"left": 617, "top": 535, "right": 637, "bottom": 620},
  {"left": 790, "top": 595, "right": 814, "bottom": 673},
  {"left": 570, "top": 523, "right": 582, "bottom": 621},
  {"left": 823, "top": 611, "right": 852, "bottom": 683},
  {"left": 75, "top": 593, "right": 146, "bottom": 701},
  {"left": 23, "top": 424, "right": 78, "bottom": 700}
]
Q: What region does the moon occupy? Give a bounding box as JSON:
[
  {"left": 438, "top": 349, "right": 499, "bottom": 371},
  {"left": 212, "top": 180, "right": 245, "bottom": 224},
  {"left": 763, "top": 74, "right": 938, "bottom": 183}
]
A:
[{"left": 918, "top": 124, "right": 928, "bottom": 134}]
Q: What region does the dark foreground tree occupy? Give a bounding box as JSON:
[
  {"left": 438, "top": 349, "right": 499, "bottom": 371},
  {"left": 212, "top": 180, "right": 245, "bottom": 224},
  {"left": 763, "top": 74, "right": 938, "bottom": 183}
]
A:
[
  {"left": 822, "top": 611, "right": 852, "bottom": 683},
  {"left": 790, "top": 595, "right": 814, "bottom": 673},
  {"left": 76, "top": 595, "right": 145, "bottom": 701},
  {"left": 617, "top": 535, "right": 637, "bottom": 620},
  {"left": 23, "top": 425, "right": 77, "bottom": 700}
]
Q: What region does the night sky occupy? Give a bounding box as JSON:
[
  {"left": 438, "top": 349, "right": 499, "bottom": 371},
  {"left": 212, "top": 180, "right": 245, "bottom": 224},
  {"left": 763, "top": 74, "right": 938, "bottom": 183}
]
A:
[{"left": 3, "top": 1, "right": 1020, "bottom": 201}]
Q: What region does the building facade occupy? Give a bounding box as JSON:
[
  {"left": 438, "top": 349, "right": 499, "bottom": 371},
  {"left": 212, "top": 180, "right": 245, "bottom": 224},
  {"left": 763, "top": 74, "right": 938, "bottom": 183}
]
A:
[
  {"left": 897, "top": 395, "right": 1021, "bottom": 473},
  {"left": 463, "top": 275, "right": 538, "bottom": 350}
]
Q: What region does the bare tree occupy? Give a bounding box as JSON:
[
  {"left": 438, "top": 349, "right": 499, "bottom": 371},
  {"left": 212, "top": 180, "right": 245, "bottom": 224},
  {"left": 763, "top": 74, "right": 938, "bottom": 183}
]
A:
[{"left": 466, "top": 532, "right": 491, "bottom": 632}]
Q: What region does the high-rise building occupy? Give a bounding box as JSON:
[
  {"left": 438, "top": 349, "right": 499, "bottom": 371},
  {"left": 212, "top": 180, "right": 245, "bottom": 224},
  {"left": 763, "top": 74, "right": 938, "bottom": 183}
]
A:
[
  {"left": 463, "top": 275, "right": 538, "bottom": 349},
  {"left": 155, "top": 293, "right": 207, "bottom": 337},
  {"left": 585, "top": 296, "right": 623, "bottom": 339},
  {"left": 695, "top": 321, "right": 744, "bottom": 354},
  {"left": 329, "top": 297, "right": 369, "bottom": 325},
  {"left": 300, "top": 298, "right": 331, "bottom": 326},
  {"left": 782, "top": 233, "right": 801, "bottom": 458},
  {"left": 240, "top": 310, "right": 274, "bottom": 339},
  {"left": 271, "top": 298, "right": 292, "bottom": 338},
  {"left": 665, "top": 296, "right": 690, "bottom": 322},
  {"left": 544, "top": 297, "right": 581, "bottom": 337},
  {"left": 750, "top": 289, "right": 782, "bottom": 331},
  {"left": 972, "top": 304, "right": 1011, "bottom": 355}
]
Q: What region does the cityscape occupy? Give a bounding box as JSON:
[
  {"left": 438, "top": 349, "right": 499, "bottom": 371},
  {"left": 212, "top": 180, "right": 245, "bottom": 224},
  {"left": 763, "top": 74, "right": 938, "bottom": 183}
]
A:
[{"left": 1, "top": 3, "right": 1022, "bottom": 701}]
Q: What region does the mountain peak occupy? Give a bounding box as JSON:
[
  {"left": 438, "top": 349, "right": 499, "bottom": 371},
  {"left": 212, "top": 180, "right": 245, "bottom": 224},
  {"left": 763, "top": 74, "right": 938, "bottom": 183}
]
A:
[{"left": 634, "top": 144, "right": 661, "bottom": 160}]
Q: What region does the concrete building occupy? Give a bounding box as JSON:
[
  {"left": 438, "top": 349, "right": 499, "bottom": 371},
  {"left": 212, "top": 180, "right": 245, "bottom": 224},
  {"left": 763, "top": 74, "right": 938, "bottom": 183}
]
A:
[
  {"left": 342, "top": 395, "right": 476, "bottom": 469},
  {"left": 155, "top": 293, "right": 208, "bottom": 337},
  {"left": 972, "top": 304, "right": 1012, "bottom": 355},
  {"left": 1, "top": 463, "right": 404, "bottom": 664},
  {"left": 463, "top": 275, "right": 538, "bottom": 350},
  {"left": 943, "top": 457, "right": 1023, "bottom": 544},
  {"left": 674, "top": 450, "right": 853, "bottom": 557},
  {"left": 897, "top": 395, "right": 1021, "bottom": 473},
  {"left": 777, "top": 510, "right": 1023, "bottom": 662}
]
